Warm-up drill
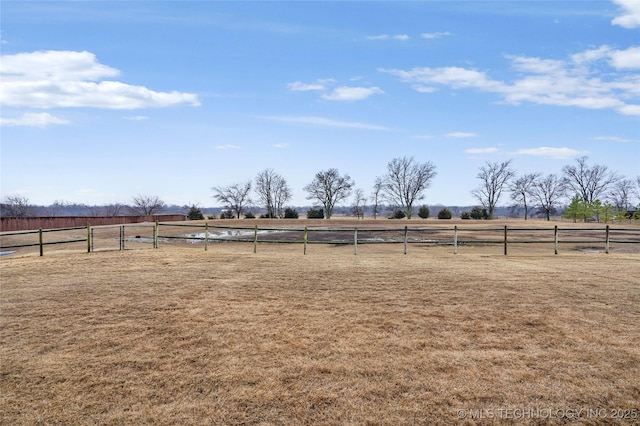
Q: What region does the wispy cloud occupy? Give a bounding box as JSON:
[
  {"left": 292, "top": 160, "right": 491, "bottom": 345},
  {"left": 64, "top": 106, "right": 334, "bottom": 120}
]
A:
[
  {"left": 322, "top": 86, "right": 384, "bottom": 101},
  {"left": 611, "top": 0, "right": 640, "bottom": 28},
  {"left": 446, "top": 132, "right": 478, "bottom": 138},
  {"left": 287, "top": 79, "right": 335, "bottom": 92},
  {"left": 0, "top": 112, "right": 69, "bottom": 128},
  {"left": 262, "top": 115, "right": 390, "bottom": 131},
  {"left": 380, "top": 44, "right": 640, "bottom": 116},
  {"left": 123, "top": 115, "right": 150, "bottom": 121},
  {"left": 272, "top": 143, "right": 289, "bottom": 149},
  {"left": 512, "top": 147, "right": 587, "bottom": 160},
  {"left": 216, "top": 144, "right": 240, "bottom": 150},
  {"left": 367, "top": 34, "right": 410, "bottom": 41},
  {"left": 0, "top": 50, "right": 200, "bottom": 109},
  {"left": 421, "top": 31, "right": 452, "bottom": 39}
]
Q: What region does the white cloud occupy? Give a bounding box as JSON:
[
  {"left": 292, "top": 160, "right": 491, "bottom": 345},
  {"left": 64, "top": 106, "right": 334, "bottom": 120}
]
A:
[
  {"left": 413, "top": 86, "right": 437, "bottom": 93},
  {"left": 287, "top": 79, "right": 335, "bottom": 91},
  {"left": 263, "top": 115, "right": 390, "bottom": 131},
  {"left": 446, "top": 132, "right": 478, "bottom": 138},
  {"left": 611, "top": 0, "right": 640, "bottom": 28},
  {"left": 421, "top": 32, "right": 452, "bottom": 39},
  {"left": 0, "top": 50, "right": 200, "bottom": 109},
  {"left": 322, "top": 86, "right": 384, "bottom": 101},
  {"left": 608, "top": 46, "right": 640, "bottom": 69},
  {"left": 465, "top": 147, "right": 499, "bottom": 154},
  {"left": 272, "top": 143, "right": 289, "bottom": 148},
  {"left": 216, "top": 144, "right": 240, "bottom": 150},
  {"left": 367, "top": 34, "right": 409, "bottom": 41},
  {"left": 123, "top": 115, "right": 150, "bottom": 121},
  {"left": 512, "top": 147, "right": 587, "bottom": 160},
  {"left": 380, "top": 45, "right": 640, "bottom": 116},
  {"left": 0, "top": 112, "right": 69, "bottom": 128}
]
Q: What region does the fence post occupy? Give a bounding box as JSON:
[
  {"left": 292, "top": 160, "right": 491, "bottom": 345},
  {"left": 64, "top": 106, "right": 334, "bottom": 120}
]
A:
[
  {"left": 454, "top": 225, "right": 458, "bottom": 255},
  {"left": 120, "top": 226, "right": 125, "bottom": 251},
  {"left": 253, "top": 224, "right": 258, "bottom": 254},
  {"left": 204, "top": 223, "right": 209, "bottom": 252},
  {"left": 554, "top": 225, "right": 558, "bottom": 255},
  {"left": 303, "top": 226, "right": 308, "bottom": 255},
  {"left": 403, "top": 226, "right": 408, "bottom": 255},
  {"left": 39, "top": 228, "right": 43, "bottom": 257},
  {"left": 605, "top": 225, "right": 610, "bottom": 254},
  {"left": 354, "top": 228, "right": 358, "bottom": 255},
  {"left": 154, "top": 221, "right": 159, "bottom": 249},
  {"left": 87, "top": 224, "right": 91, "bottom": 253},
  {"left": 90, "top": 226, "right": 94, "bottom": 252},
  {"left": 504, "top": 225, "right": 508, "bottom": 256}
]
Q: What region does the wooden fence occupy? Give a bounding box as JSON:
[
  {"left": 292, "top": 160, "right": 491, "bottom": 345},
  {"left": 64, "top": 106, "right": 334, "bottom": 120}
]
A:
[{"left": 1, "top": 222, "right": 639, "bottom": 257}]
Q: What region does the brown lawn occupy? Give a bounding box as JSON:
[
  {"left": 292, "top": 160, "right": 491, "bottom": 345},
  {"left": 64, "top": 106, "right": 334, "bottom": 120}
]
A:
[{"left": 1, "top": 220, "right": 639, "bottom": 425}]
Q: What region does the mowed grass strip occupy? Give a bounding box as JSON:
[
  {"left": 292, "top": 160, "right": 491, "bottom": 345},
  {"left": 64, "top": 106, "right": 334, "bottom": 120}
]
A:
[{"left": 1, "top": 246, "right": 639, "bottom": 425}]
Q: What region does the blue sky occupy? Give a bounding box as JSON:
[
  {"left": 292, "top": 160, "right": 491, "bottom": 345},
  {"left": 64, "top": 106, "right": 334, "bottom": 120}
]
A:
[{"left": 1, "top": 1, "right": 639, "bottom": 208}]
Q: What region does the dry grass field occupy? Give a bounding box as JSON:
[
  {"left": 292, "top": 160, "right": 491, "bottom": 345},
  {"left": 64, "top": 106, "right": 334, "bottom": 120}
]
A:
[{"left": 1, "top": 219, "right": 639, "bottom": 424}]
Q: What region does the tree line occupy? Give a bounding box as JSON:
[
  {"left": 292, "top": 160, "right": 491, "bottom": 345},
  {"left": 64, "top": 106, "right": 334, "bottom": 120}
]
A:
[{"left": 3, "top": 156, "right": 639, "bottom": 221}]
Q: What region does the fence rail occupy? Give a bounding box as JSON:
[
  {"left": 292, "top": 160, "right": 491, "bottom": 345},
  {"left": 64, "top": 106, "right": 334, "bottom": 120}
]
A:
[{"left": 1, "top": 222, "right": 639, "bottom": 257}]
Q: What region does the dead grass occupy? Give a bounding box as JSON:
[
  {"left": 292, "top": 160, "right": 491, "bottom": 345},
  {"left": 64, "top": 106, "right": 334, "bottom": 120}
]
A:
[{"left": 1, "top": 230, "right": 639, "bottom": 424}]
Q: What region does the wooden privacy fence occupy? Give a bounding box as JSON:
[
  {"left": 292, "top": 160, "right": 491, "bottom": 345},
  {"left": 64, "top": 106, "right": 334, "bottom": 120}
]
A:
[{"left": 1, "top": 222, "right": 639, "bottom": 256}]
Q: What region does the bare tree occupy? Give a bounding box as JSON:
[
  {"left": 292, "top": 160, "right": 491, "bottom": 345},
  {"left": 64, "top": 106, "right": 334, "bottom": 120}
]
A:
[
  {"left": 380, "top": 156, "right": 437, "bottom": 219},
  {"left": 509, "top": 173, "right": 540, "bottom": 220},
  {"left": 370, "top": 177, "right": 384, "bottom": 220},
  {"left": 562, "top": 156, "right": 619, "bottom": 204},
  {"left": 212, "top": 181, "right": 252, "bottom": 219},
  {"left": 130, "top": 195, "right": 167, "bottom": 216},
  {"left": 303, "top": 168, "right": 354, "bottom": 219},
  {"left": 609, "top": 179, "right": 635, "bottom": 211},
  {"left": 1, "top": 195, "right": 34, "bottom": 217},
  {"left": 471, "top": 160, "right": 515, "bottom": 219},
  {"left": 529, "top": 174, "right": 566, "bottom": 221},
  {"left": 255, "top": 169, "right": 291, "bottom": 218},
  {"left": 350, "top": 188, "right": 367, "bottom": 219}
]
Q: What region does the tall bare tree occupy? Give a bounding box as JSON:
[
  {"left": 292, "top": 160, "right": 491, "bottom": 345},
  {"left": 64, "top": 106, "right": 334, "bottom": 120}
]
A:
[
  {"left": 303, "top": 168, "right": 354, "bottom": 219},
  {"left": 1, "top": 195, "right": 34, "bottom": 217},
  {"left": 212, "top": 181, "right": 252, "bottom": 219},
  {"left": 609, "top": 178, "right": 635, "bottom": 211},
  {"left": 562, "top": 156, "right": 619, "bottom": 204},
  {"left": 350, "top": 189, "right": 367, "bottom": 219},
  {"left": 471, "top": 160, "right": 515, "bottom": 219},
  {"left": 255, "top": 169, "right": 291, "bottom": 218},
  {"left": 130, "top": 195, "right": 166, "bottom": 216},
  {"left": 529, "top": 174, "right": 566, "bottom": 221},
  {"left": 509, "top": 173, "right": 540, "bottom": 220},
  {"left": 380, "top": 156, "right": 437, "bottom": 219},
  {"left": 370, "top": 177, "right": 384, "bottom": 220}
]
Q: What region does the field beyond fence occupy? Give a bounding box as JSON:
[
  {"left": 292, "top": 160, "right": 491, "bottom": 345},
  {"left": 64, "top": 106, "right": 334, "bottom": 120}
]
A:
[{"left": 1, "top": 218, "right": 639, "bottom": 257}]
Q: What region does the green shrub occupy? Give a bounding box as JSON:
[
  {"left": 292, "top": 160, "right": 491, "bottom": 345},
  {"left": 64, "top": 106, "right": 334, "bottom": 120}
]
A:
[
  {"left": 437, "top": 208, "right": 452, "bottom": 219},
  {"left": 284, "top": 208, "right": 299, "bottom": 219},
  {"left": 418, "top": 206, "right": 430, "bottom": 219},
  {"left": 187, "top": 205, "right": 204, "bottom": 220},
  {"left": 470, "top": 207, "right": 489, "bottom": 220},
  {"left": 244, "top": 212, "right": 255, "bottom": 219},
  {"left": 307, "top": 208, "right": 324, "bottom": 219},
  {"left": 220, "top": 210, "right": 235, "bottom": 219},
  {"left": 460, "top": 211, "right": 471, "bottom": 220},
  {"left": 389, "top": 209, "right": 406, "bottom": 219}
]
